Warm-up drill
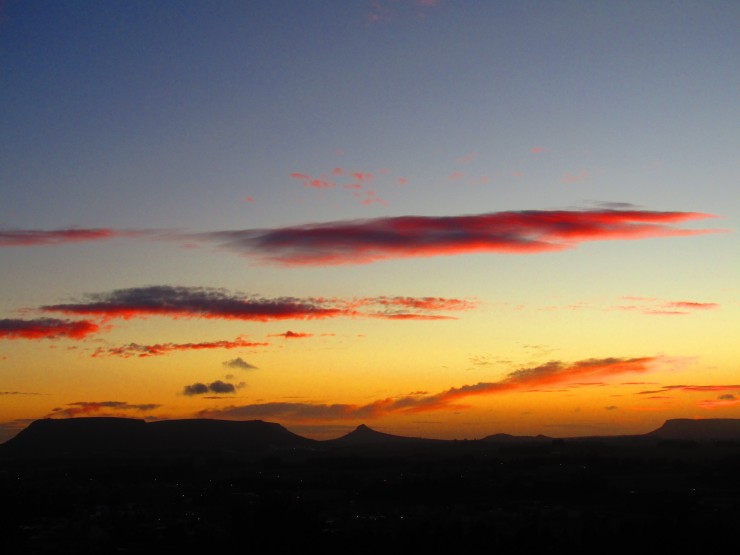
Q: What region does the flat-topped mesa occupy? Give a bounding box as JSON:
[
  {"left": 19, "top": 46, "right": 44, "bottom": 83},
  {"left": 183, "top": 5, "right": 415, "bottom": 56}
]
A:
[
  {"left": 0, "top": 417, "right": 315, "bottom": 458},
  {"left": 1, "top": 417, "right": 150, "bottom": 457},
  {"left": 646, "top": 419, "right": 740, "bottom": 441}
]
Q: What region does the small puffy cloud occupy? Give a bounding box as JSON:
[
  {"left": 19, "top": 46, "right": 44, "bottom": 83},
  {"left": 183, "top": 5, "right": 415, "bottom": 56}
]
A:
[
  {"left": 223, "top": 357, "right": 257, "bottom": 370},
  {"left": 183, "top": 380, "right": 237, "bottom": 396},
  {"left": 269, "top": 331, "right": 314, "bottom": 339}
]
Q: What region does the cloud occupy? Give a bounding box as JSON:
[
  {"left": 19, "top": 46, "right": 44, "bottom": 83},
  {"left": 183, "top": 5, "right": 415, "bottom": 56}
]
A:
[
  {"left": 0, "top": 228, "right": 148, "bottom": 247},
  {"left": 616, "top": 297, "right": 720, "bottom": 316},
  {"left": 200, "top": 356, "right": 662, "bottom": 421},
  {"left": 192, "top": 209, "right": 721, "bottom": 266},
  {"left": 0, "top": 318, "right": 100, "bottom": 340},
  {"left": 561, "top": 170, "right": 590, "bottom": 184},
  {"left": 49, "top": 401, "right": 161, "bottom": 418},
  {"left": 269, "top": 331, "right": 314, "bottom": 339},
  {"left": 637, "top": 384, "right": 740, "bottom": 395},
  {"left": 44, "top": 286, "right": 473, "bottom": 322},
  {"left": 697, "top": 397, "right": 740, "bottom": 409},
  {"left": 223, "top": 357, "right": 257, "bottom": 370},
  {"left": 605, "top": 405, "right": 618, "bottom": 410},
  {"left": 92, "top": 335, "right": 268, "bottom": 358},
  {"left": 0, "top": 391, "right": 43, "bottom": 396},
  {"left": 183, "top": 380, "right": 237, "bottom": 396},
  {"left": 455, "top": 152, "right": 478, "bottom": 165}
]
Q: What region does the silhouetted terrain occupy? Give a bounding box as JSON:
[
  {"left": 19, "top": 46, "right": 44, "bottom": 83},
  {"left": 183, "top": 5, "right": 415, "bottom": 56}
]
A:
[{"left": 2, "top": 418, "right": 740, "bottom": 552}]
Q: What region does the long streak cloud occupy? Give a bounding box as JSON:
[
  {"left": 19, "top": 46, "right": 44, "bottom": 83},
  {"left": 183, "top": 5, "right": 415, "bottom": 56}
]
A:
[
  {"left": 196, "top": 209, "right": 720, "bottom": 266},
  {"left": 43, "top": 286, "right": 476, "bottom": 322},
  {"left": 199, "top": 356, "right": 661, "bottom": 421},
  {"left": 92, "top": 336, "right": 269, "bottom": 358}
]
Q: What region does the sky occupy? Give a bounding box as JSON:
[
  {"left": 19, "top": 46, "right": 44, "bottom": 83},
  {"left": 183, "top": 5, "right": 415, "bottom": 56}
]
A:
[{"left": 1, "top": 1, "right": 739, "bottom": 442}]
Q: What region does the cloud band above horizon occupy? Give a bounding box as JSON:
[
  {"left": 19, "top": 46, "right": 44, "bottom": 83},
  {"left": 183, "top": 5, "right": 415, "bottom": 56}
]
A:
[{"left": 197, "top": 209, "right": 720, "bottom": 265}]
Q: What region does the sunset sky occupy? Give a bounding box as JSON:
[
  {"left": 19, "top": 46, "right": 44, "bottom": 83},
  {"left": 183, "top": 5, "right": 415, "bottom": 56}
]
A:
[{"left": 1, "top": 1, "right": 739, "bottom": 442}]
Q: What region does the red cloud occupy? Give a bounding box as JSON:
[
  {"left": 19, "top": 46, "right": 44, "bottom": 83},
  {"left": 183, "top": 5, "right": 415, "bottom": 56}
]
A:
[
  {"left": 0, "top": 318, "right": 100, "bottom": 340},
  {"left": 92, "top": 335, "right": 269, "bottom": 358},
  {"left": 43, "top": 286, "right": 473, "bottom": 323},
  {"left": 0, "top": 228, "right": 144, "bottom": 247},
  {"left": 199, "top": 356, "right": 661, "bottom": 421},
  {"left": 198, "top": 209, "right": 721, "bottom": 266}
]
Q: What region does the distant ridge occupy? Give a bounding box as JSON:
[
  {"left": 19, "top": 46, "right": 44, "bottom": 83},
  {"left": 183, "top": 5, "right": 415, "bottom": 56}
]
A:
[
  {"left": 0, "top": 417, "right": 314, "bottom": 458},
  {"left": 481, "top": 433, "right": 552, "bottom": 444},
  {"left": 646, "top": 419, "right": 740, "bottom": 441}
]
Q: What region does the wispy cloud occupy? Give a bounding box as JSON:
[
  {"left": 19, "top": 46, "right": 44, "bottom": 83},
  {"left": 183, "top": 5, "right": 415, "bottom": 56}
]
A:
[
  {"left": 0, "top": 318, "right": 100, "bottom": 340},
  {"left": 617, "top": 297, "right": 719, "bottom": 316},
  {"left": 48, "top": 401, "right": 161, "bottom": 418},
  {"left": 637, "top": 384, "right": 740, "bottom": 395},
  {"left": 200, "top": 356, "right": 662, "bottom": 421},
  {"left": 43, "top": 286, "right": 474, "bottom": 322},
  {"left": 0, "top": 391, "right": 44, "bottom": 396},
  {"left": 92, "top": 336, "right": 268, "bottom": 358},
  {"left": 561, "top": 170, "right": 590, "bottom": 184},
  {"left": 193, "top": 209, "right": 720, "bottom": 266},
  {"left": 0, "top": 228, "right": 147, "bottom": 247}
]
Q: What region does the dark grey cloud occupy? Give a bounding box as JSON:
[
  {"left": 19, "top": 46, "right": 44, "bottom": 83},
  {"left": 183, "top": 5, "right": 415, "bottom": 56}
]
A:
[
  {"left": 223, "top": 357, "right": 257, "bottom": 370},
  {"left": 182, "top": 380, "right": 237, "bottom": 396}
]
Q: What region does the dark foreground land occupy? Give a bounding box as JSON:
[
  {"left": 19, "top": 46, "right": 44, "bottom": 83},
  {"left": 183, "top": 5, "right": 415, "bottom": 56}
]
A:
[{"left": 2, "top": 418, "right": 740, "bottom": 553}]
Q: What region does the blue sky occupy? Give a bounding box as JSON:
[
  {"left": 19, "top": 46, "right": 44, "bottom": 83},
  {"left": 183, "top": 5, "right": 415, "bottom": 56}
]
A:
[{"left": 1, "top": 1, "right": 738, "bottom": 441}]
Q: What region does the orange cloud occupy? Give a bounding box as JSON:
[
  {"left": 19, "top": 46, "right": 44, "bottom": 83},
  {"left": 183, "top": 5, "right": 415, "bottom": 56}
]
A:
[
  {"left": 92, "top": 335, "right": 269, "bottom": 358},
  {"left": 200, "top": 356, "right": 661, "bottom": 421}
]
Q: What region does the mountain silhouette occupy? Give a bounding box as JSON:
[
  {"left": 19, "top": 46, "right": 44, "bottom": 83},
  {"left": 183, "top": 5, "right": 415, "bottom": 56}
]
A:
[
  {"left": 0, "top": 417, "right": 313, "bottom": 458},
  {"left": 3, "top": 417, "right": 740, "bottom": 459},
  {"left": 328, "top": 424, "right": 439, "bottom": 445},
  {"left": 646, "top": 418, "right": 740, "bottom": 441},
  {"left": 0, "top": 417, "right": 151, "bottom": 457}
]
